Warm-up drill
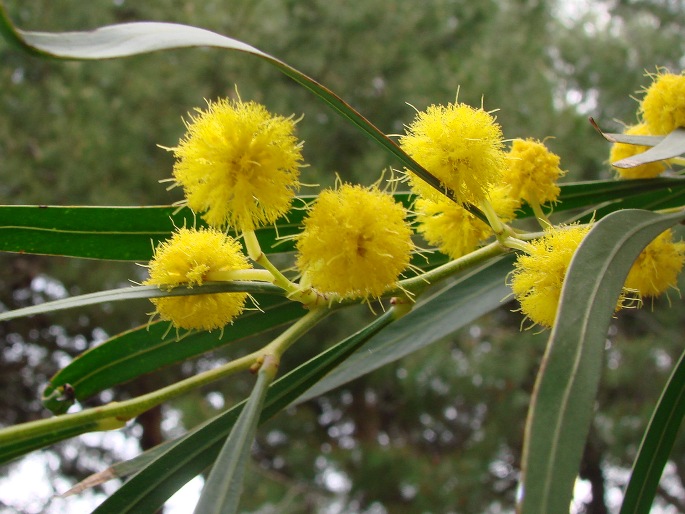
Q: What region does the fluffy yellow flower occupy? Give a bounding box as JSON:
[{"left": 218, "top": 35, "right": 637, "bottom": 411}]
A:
[
  {"left": 145, "top": 227, "right": 251, "bottom": 331},
  {"left": 625, "top": 229, "right": 685, "bottom": 298},
  {"left": 609, "top": 124, "right": 668, "bottom": 179},
  {"left": 415, "top": 186, "right": 518, "bottom": 259},
  {"left": 415, "top": 197, "right": 490, "bottom": 259},
  {"left": 296, "top": 184, "right": 413, "bottom": 299},
  {"left": 399, "top": 102, "right": 505, "bottom": 205},
  {"left": 640, "top": 70, "right": 685, "bottom": 134},
  {"left": 489, "top": 184, "right": 520, "bottom": 223},
  {"left": 502, "top": 138, "right": 565, "bottom": 205},
  {"left": 171, "top": 98, "right": 303, "bottom": 231},
  {"left": 510, "top": 225, "right": 590, "bottom": 328}
]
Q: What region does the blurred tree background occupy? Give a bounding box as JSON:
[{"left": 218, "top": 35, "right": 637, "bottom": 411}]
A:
[{"left": 0, "top": 0, "right": 684, "bottom": 512}]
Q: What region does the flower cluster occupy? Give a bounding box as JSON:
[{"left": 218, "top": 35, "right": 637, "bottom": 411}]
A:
[
  {"left": 415, "top": 186, "right": 517, "bottom": 259},
  {"left": 144, "top": 76, "right": 684, "bottom": 335},
  {"left": 509, "top": 225, "right": 685, "bottom": 328},
  {"left": 147, "top": 95, "right": 418, "bottom": 332}
]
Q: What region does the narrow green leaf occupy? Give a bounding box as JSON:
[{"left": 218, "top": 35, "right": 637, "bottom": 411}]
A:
[
  {"left": 0, "top": 7, "right": 467, "bottom": 217},
  {"left": 518, "top": 209, "right": 685, "bottom": 514},
  {"left": 0, "top": 203, "right": 308, "bottom": 261},
  {"left": 589, "top": 183, "right": 685, "bottom": 221},
  {"left": 0, "top": 421, "right": 104, "bottom": 464},
  {"left": 43, "top": 296, "right": 305, "bottom": 413},
  {"left": 590, "top": 118, "right": 664, "bottom": 147},
  {"left": 195, "top": 357, "right": 277, "bottom": 514},
  {"left": 0, "top": 195, "right": 411, "bottom": 261},
  {"left": 0, "top": 282, "right": 284, "bottom": 322},
  {"left": 12, "top": 179, "right": 679, "bottom": 270},
  {"left": 299, "top": 254, "right": 515, "bottom": 401},
  {"left": 61, "top": 440, "right": 175, "bottom": 498},
  {"left": 612, "top": 128, "right": 685, "bottom": 168},
  {"left": 2, "top": 181, "right": 685, "bottom": 263},
  {"left": 567, "top": 179, "right": 685, "bottom": 226},
  {"left": 619, "top": 349, "right": 685, "bottom": 514},
  {"left": 0, "top": 205, "right": 191, "bottom": 260},
  {"left": 497, "top": 177, "right": 685, "bottom": 227},
  {"left": 92, "top": 309, "right": 396, "bottom": 514}
]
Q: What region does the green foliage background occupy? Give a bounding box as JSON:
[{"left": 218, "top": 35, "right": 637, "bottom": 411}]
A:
[{"left": 0, "top": 1, "right": 684, "bottom": 513}]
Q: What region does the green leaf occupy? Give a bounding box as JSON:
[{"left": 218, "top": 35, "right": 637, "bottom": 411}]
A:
[
  {"left": 0, "top": 203, "right": 304, "bottom": 261},
  {"left": 3, "top": 179, "right": 685, "bottom": 263},
  {"left": 0, "top": 205, "right": 191, "bottom": 261},
  {"left": 0, "top": 194, "right": 412, "bottom": 261},
  {"left": 299, "top": 254, "right": 515, "bottom": 401},
  {"left": 194, "top": 357, "right": 277, "bottom": 514},
  {"left": 518, "top": 208, "right": 685, "bottom": 514},
  {"left": 619, "top": 349, "right": 685, "bottom": 514},
  {"left": 0, "top": 420, "right": 107, "bottom": 465},
  {"left": 589, "top": 183, "right": 685, "bottom": 221},
  {"left": 92, "top": 309, "right": 396, "bottom": 513},
  {"left": 518, "top": 177, "right": 685, "bottom": 219},
  {"left": 43, "top": 295, "right": 305, "bottom": 414},
  {"left": 0, "top": 282, "right": 284, "bottom": 322},
  {"left": 612, "top": 128, "right": 685, "bottom": 168},
  {"left": 60, "top": 440, "right": 176, "bottom": 498},
  {"left": 0, "top": 7, "right": 460, "bottom": 214},
  {"left": 590, "top": 118, "right": 664, "bottom": 147}
]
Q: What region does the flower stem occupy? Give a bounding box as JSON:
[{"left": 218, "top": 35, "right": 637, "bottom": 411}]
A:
[
  {"left": 399, "top": 241, "right": 508, "bottom": 295},
  {"left": 243, "top": 230, "right": 301, "bottom": 294},
  {"left": 205, "top": 269, "right": 275, "bottom": 283},
  {"left": 260, "top": 307, "right": 329, "bottom": 361},
  {"left": 502, "top": 236, "right": 534, "bottom": 253},
  {"left": 528, "top": 195, "right": 552, "bottom": 229},
  {"left": 479, "top": 198, "right": 505, "bottom": 235},
  {"left": 0, "top": 352, "right": 256, "bottom": 448},
  {"left": 0, "top": 309, "right": 329, "bottom": 450},
  {"left": 243, "top": 230, "right": 329, "bottom": 307},
  {"left": 480, "top": 198, "right": 518, "bottom": 241}
]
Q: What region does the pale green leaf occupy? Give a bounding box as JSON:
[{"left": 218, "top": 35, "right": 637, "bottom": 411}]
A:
[{"left": 519, "top": 209, "right": 685, "bottom": 514}]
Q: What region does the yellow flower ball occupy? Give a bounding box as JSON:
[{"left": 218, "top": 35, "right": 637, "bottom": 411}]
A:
[
  {"left": 510, "top": 225, "right": 590, "bottom": 328},
  {"left": 145, "top": 227, "right": 251, "bottom": 331},
  {"left": 171, "top": 98, "right": 303, "bottom": 231},
  {"left": 625, "top": 229, "right": 685, "bottom": 298},
  {"left": 415, "top": 197, "right": 491, "bottom": 259},
  {"left": 296, "top": 184, "right": 414, "bottom": 299},
  {"left": 399, "top": 102, "right": 505, "bottom": 205},
  {"left": 489, "top": 184, "right": 520, "bottom": 223},
  {"left": 640, "top": 70, "right": 685, "bottom": 134},
  {"left": 609, "top": 124, "right": 668, "bottom": 179},
  {"left": 415, "top": 186, "right": 517, "bottom": 259},
  {"left": 502, "top": 138, "right": 565, "bottom": 205}
]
